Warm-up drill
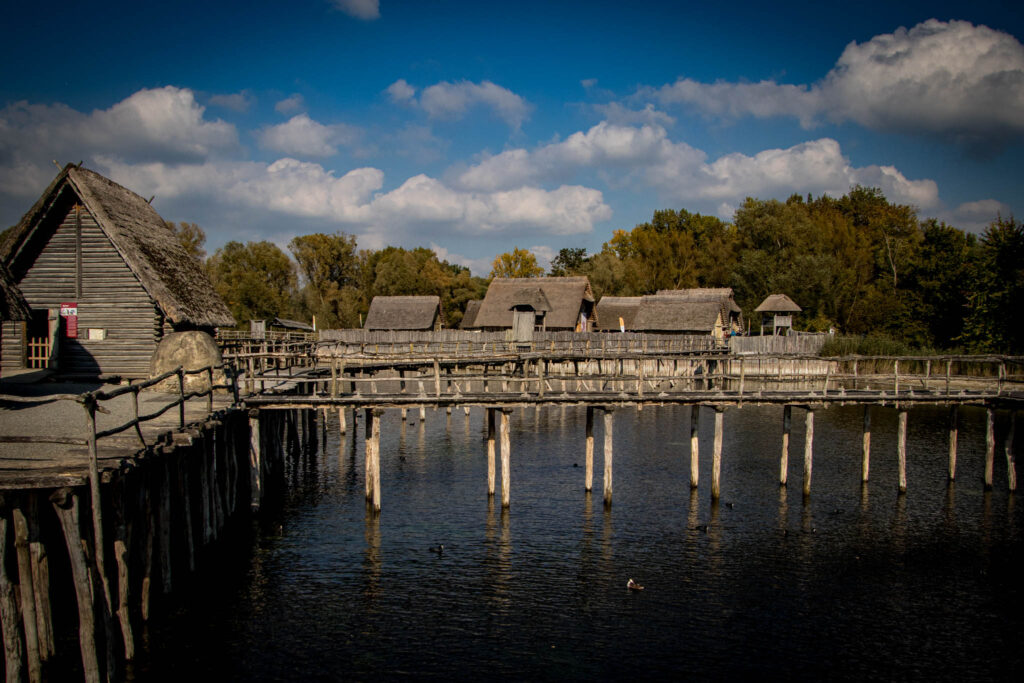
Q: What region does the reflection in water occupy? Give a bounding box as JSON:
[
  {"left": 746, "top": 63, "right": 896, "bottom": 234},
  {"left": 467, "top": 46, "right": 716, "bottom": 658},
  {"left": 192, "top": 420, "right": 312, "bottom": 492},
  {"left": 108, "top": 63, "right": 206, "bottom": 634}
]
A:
[{"left": 139, "top": 403, "right": 1024, "bottom": 681}]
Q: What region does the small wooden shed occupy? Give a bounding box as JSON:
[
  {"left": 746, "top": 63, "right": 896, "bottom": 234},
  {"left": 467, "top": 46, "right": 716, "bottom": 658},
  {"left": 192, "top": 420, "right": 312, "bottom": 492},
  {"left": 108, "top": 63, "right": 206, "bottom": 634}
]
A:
[
  {"left": 755, "top": 294, "right": 801, "bottom": 336},
  {"left": 0, "top": 164, "right": 234, "bottom": 377},
  {"left": 465, "top": 277, "right": 597, "bottom": 334},
  {"left": 364, "top": 296, "right": 443, "bottom": 331}
]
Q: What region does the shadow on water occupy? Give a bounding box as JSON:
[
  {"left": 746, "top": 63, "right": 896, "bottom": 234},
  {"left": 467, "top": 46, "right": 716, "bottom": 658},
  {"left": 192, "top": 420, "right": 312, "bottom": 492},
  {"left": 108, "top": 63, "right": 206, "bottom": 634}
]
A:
[{"left": 132, "top": 403, "right": 1023, "bottom": 681}]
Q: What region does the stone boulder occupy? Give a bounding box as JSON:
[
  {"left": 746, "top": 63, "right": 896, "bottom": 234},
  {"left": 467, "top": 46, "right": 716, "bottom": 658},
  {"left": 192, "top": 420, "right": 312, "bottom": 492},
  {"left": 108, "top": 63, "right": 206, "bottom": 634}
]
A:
[{"left": 149, "top": 331, "right": 228, "bottom": 394}]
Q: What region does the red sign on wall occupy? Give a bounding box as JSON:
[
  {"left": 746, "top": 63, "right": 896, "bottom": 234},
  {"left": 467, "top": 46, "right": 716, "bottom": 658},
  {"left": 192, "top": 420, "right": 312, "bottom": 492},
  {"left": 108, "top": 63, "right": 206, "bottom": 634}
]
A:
[{"left": 60, "top": 303, "right": 78, "bottom": 339}]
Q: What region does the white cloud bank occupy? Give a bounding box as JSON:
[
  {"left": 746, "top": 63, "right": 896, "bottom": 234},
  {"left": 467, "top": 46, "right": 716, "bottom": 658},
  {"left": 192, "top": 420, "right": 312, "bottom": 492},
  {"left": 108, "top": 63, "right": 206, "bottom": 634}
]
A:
[
  {"left": 387, "top": 78, "right": 531, "bottom": 129},
  {"left": 258, "top": 114, "right": 361, "bottom": 157},
  {"left": 642, "top": 19, "right": 1024, "bottom": 146}
]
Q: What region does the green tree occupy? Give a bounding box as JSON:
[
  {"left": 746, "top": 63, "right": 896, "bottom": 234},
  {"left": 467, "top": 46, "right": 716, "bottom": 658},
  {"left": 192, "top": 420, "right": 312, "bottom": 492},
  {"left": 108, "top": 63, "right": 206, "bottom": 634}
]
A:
[
  {"left": 207, "top": 241, "right": 297, "bottom": 325},
  {"left": 549, "top": 247, "right": 588, "bottom": 276},
  {"left": 959, "top": 216, "right": 1024, "bottom": 352},
  {"left": 490, "top": 247, "right": 544, "bottom": 278},
  {"left": 289, "top": 232, "right": 360, "bottom": 328}
]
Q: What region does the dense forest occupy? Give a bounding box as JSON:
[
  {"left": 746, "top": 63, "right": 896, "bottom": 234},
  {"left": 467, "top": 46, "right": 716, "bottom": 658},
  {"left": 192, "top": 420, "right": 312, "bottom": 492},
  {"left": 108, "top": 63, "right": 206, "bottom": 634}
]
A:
[{"left": 175, "top": 186, "right": 1022, "bottom": 353}]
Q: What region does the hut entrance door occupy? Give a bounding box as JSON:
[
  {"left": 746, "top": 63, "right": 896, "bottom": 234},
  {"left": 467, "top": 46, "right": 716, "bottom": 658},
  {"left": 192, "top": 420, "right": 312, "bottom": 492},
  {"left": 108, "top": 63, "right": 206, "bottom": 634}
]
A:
[
  {"left": 512, "top": 308, "right": 535, "bottom": 344},
  {"left": 25, "top": 309, "right": 59, "bottom": 369}
]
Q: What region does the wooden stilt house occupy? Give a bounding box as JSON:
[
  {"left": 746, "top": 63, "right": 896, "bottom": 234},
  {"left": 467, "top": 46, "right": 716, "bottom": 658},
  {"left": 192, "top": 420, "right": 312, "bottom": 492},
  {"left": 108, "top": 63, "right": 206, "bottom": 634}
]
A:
[
  {"left": 464, "top": 277, "right": 597, "bottom": 335},
  {"left": 0, "top": 164, "right": 234, "bottom": 377},
  {"left": 364, "top": 296, "right": 443, "bottom": 331}
]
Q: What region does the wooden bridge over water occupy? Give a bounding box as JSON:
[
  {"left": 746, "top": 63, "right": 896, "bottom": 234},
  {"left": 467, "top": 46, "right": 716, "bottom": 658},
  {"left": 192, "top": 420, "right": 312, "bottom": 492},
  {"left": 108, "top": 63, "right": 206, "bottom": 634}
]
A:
[{"left": 1, "top": 335, "right": 1022, "bottom": 682}]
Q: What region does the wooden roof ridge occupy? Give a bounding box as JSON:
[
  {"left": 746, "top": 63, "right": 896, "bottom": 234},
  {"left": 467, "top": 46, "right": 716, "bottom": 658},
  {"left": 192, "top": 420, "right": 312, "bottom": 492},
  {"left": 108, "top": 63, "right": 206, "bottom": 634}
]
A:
[
  {"left": 364, "top": 295, "right": 442, "bottom": 330},
  {"left": 1, "top": 164, "right": 234, "bottom": 327}
]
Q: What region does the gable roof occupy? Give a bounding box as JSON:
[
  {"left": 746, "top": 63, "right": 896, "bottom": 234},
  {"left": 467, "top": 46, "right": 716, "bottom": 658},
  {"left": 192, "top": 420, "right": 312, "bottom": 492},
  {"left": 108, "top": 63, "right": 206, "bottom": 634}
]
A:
[
  {"left": 1, "top": 164, "right": 234, "bottom": 327},
  {"left": 755, "top": 293, "right": 801, "bottom": 313},
  {"left": 460, "top": 300, "right": 482, "bottom": 329},
  {"left": 0, "top": 260, "right": 29, "bottom": 320},
  {"left": 469, "top": 277, "right": 596, "bottom": 329},
  {"left": 364, "top": 295, "right": 442, "bottom": 330},
  {"left": 656, "top": 287, "right": 741, "bottom": 313},
  {"left": 595, "top": 297, "right": 641, "bottom": 331},
  {"left": 633, "top": 296, "right": 724, "bottom": 332}
]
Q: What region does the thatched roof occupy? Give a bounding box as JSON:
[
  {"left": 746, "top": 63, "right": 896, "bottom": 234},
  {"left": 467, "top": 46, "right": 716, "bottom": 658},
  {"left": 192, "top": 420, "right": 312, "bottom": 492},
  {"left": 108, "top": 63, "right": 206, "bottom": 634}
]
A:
[
  {"left": 633, "top": 296, "right": 723, "bottom": 333},
  {"left": 509, "top": 287, "right": 551, "bottom": 312},
  {"left": 595, "top": 297, "right": 641, "bottom": 331},
  {"left": 0, "top": 260, "right": 29, "bottom": 320},
  {"left": 364, "top": 296, "right": 442, "bottom": 330},
  {"left": 1, "top": 164, "right": 234, "bottom": 327},
  {"left": 469, "top": 277, "right": 596, "bottom": 330},
  {"left": 460, "top": 300, "right": 482, "bottom": 329},
  {"left": 755, "top": 293, "right": 801, "bottom": 313},
  {"left": 656, "top": 287, "right": 741, "bottom": 313},
  {"left": 270, "top": 317, "right": 313, "bottom": 331}
]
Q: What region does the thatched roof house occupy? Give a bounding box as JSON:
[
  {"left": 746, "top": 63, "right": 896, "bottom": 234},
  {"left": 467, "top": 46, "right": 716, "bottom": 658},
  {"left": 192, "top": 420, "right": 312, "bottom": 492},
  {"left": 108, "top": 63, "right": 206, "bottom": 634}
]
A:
[
  {"left": 595, "top": 297, "right": 641, "bottom": 332},
  {"left": 755, "top": 293, "right": 801, "bottom": 336},
  {"left": 364, "top": 295, "right": 443, "bottom": 331},
  {"left": 0, "top": 261, "right": 29, "bottom": 321},
  {"left": 1, "top": 164, "right": 233, "bottom": 377},
  {"left": 466, "top": 277, "right": 596, "bottom": 333},
  {"left": 655, "top": 288, "right": 743, "bottom": 335}
]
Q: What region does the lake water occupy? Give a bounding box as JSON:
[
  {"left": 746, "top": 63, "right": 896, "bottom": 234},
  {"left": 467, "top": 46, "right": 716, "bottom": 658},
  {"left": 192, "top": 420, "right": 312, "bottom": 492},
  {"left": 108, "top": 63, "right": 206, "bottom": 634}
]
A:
[{"left": 131, "top": 403, "right": 1023, "bottom": 681}]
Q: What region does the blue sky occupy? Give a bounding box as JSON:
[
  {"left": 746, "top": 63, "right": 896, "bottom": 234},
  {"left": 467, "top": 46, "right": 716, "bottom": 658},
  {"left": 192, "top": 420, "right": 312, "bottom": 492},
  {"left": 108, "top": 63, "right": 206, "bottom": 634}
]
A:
[{"left": 2, "top": 0, "right": 1022, "bottom": 275}]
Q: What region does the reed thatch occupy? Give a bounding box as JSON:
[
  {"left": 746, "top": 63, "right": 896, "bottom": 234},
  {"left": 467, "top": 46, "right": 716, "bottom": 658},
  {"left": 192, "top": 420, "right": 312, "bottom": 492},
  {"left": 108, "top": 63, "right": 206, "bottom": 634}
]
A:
[
  {"left": 468, "top": 277, "right": 597, "bottom": 330},
  {"left": 0, "top": 260, "right": 29, "bottom": 320},
  {"left": 755, "top": 293, "right": 801, "bottom": 313},
  {"left": 364, "top": 295, "right": 442, "bottom": 330},
  {"left": 460, "top": 300, "right": 482, "bottom": 329},
  {"left": 1, "top": 164, "right": 234, "bottom": 327},
  {"left": 595, "top": 296, "right": 641, "bottom": 331},
  {"left": 633, "top": 296, "right": 724, "bottom": 333}
]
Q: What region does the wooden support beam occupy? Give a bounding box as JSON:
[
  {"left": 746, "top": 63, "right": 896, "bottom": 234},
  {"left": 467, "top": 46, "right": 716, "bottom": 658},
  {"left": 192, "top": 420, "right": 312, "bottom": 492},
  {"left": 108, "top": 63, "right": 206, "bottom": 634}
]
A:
[
  {"left": 780, "top": 405, "right": 791, "bottom": 486},
  {"left": 689, "top": 405, "right": 700, "bottom": 489},
  {"left": 897, "top": 409, "right": 908, "bottom": 494},
  {"left": 366, "top": 409, "right": 381, "bottom": 512},
  {"left": 11, "top": 506, "right": 40, "bottom": 682},
  {"left": 604, "top": 408, "right": 614, "bottom": 506},
  {"left": 862, "top": 406, "right": 871, "bottom": 483},
  {"left": 585, "top": 406, "right": 594, "bottom": 492},
  {"left": 712, "top": 407, "right": 724, "bottom": 501},
  {"left": 0, "top": 504, "right": 26, "bottom": 683},
  {"left": 338, "top": 406, "right": 347, "bottom": 435},
  {"left": 249, "top": 415, "right": 262, "bottom": 510},
  {"left": 948, "top": 405, "right": 958, "bottom": 482},
  {"left": 985, "top": 408, "right": 995, "bottom": 490},
  {"left": 803, "top": 408, "right": 815, "bottom": 498},
  {"left": 1006, "top": 411, "right": 1017, "bottom": 492},
  {"left": 500, "top": 409, "right": 512, "bottom": 508},
  {"left": 486, "top": 409, "right": 496, "bottom": 497}
]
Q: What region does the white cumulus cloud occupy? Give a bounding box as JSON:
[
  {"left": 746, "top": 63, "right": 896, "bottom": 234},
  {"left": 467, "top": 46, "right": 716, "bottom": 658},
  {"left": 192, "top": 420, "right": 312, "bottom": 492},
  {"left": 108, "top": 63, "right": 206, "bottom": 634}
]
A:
[
  {"left": 640, "top": 19, "right": 1024, "bottom": 147},
  {"left": 390, "top": 79, "right": 531, "bottom": 129},
  {"left": 258, "top": 114, "right": 361, "bottom": 158}
]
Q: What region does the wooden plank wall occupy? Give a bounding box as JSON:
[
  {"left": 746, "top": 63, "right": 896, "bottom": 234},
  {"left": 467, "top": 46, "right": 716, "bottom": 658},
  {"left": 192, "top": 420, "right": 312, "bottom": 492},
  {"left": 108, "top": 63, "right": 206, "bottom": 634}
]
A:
[
  {"left": 730, "top": 334, "right": 828, "bottom": 355},
  {"left": 12, "top": 205, "right": 160, "bottom": 376}
]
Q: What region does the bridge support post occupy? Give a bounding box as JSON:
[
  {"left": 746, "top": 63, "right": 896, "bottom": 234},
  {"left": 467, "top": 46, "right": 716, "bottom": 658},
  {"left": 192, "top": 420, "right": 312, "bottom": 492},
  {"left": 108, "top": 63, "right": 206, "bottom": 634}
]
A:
[
  {"left": 862, "top": 406, "right": 871, "bottom": 483},
  {"left": 365, "top": 409, "right": 381, "bottom": 512},
  {"left": 338, "top": 407, "right": 346, "bottom": 435},
  {"left": 1006, "top": 411, "right": 1017, "bottom": 492},
  {"left": 780, "top": 405, "right": 791, "bottom": 486},
  {"left": 712, "top": 407, "right": 724, "bottom": 501},
  {"left": 249, "top": 412, "right": 262, "bottom": 511},
  {"left": 897, "top": 409, "right": 908, "bottom": 494},
  {"left": 585, "top": 407, "right": 594, "bottom": 492},
  {"left": 500, "top": 409, "right": 512, "bottom": 508},
  {"left": 803, "top": 408, "right": 814, "bottom": 498},
  {"left": 689, "top": 405, "right": 700, "bottom": 489},
  {"left": 985, "top": 408, "right": 995, "bottom": 490},
  {"left": 486, "top": 409, "right": 496, "bottom": 497},
  {"left": 947, "top": 405, "right": 958, "bottom": 481},
  {"left": 603, "top": 408, "right": 614, "bottom": 506}
]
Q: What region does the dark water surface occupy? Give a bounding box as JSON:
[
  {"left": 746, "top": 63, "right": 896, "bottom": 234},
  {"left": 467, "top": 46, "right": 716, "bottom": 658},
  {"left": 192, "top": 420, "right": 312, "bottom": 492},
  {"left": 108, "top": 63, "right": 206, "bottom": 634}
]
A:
[{"left": 134, "top": 404, "right": 1023, "bottom": 681}]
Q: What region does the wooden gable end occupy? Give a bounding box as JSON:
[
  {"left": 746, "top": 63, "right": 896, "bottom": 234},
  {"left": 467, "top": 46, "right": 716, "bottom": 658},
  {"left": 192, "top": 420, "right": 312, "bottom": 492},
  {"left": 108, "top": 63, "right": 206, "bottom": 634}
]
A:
[{"left": 8, "top": 203, "right": 161, "bottom": 376}]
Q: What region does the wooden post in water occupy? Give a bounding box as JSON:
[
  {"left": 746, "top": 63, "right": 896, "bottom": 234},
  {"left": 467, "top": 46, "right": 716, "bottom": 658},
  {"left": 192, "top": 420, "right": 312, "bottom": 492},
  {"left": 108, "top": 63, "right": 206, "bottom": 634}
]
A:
[
  {"left": 712, "top": 407, "right": 724, "bottom": 501},
  {"left": 370, "top": 410, "right": 382, "bottom": 512},
  {"left": 338, "top": 407, "right": 347, "bottom": 435},
  {"left": 803, "top": 408, "right": 815, "bottom": 498},
  {"left": 897, "top": 409, "right": 908, "bottom": 494},
  {"left": 11, "top": 506, "right": 40, "bottom": 682},
  {"left": 862, "top": 406, "right": 871, "bottom": 483},
  {"left": 948, "top": 405, "right": 958, "bottom": 481},
  {"left": 500, "top": 409, "right": 512, "bottom": 508},
  {"left": 486, "top": 408, "right": 496, "bottom": 497},
  {"left": 1006, "top": 411, "right": 1017, "bottom": 492},
  {"left": 780, "top": 405, "right": 791, "bottom": 486},
  {"left": 249, "top": 412, "right": 262, "bottom": 510},
  {"left": 985, "top": 408, "right": 995, "bottom": 490},
  {"left": 0, "top": 506, "right": 26, "bottom": 683},
  {"left": 585, "top": 406, "right": 594, "bottom": 492},
  {"left": 603, "top": 408, "right": 614, "bottom": 506},
  {"left": 690, "top": 405, "right": 700, "bottom": 488}
]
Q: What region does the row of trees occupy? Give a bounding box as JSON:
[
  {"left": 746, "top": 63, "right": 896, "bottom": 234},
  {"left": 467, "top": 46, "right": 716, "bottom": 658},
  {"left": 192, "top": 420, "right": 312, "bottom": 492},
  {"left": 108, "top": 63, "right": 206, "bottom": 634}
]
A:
[{"left": 175, "top": 186, "right": 1022, "bottom": 352}]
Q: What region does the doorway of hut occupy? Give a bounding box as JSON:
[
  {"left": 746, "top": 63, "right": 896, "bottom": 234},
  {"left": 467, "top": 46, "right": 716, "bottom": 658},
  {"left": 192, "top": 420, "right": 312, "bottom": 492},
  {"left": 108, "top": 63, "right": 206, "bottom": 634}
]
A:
[{"left": 25, "top": 308, "right": 57, "bottom": 369}]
